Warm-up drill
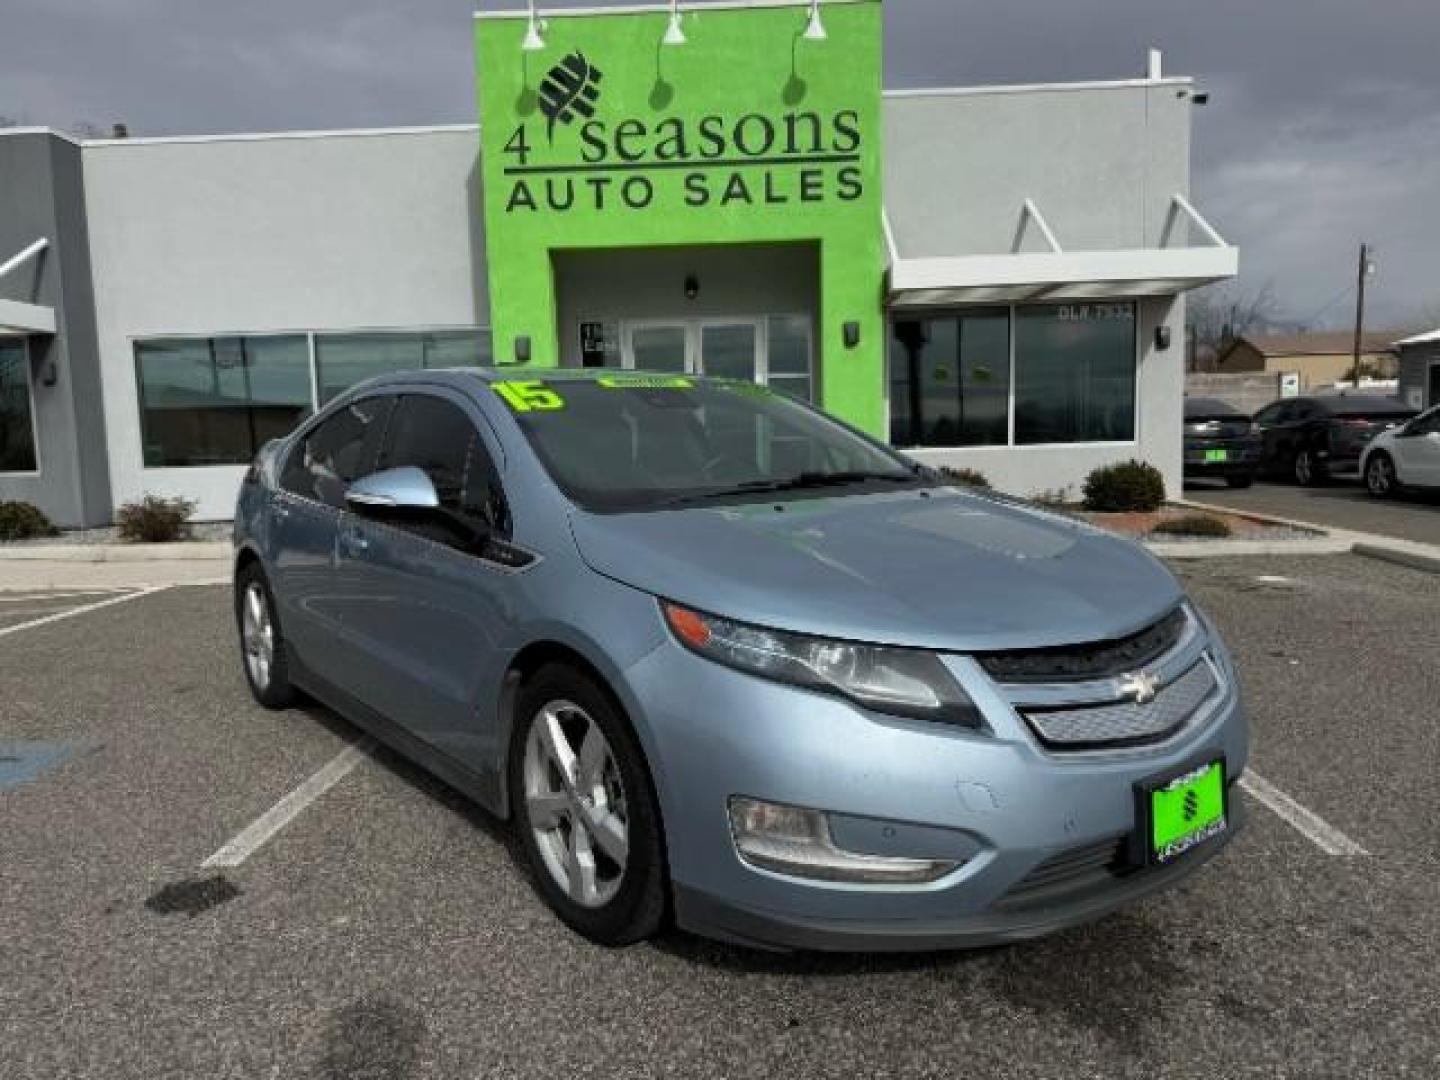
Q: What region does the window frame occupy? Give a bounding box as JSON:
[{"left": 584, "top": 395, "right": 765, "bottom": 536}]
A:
[
  {"left": 886, "top": 301, "right": 1142, "bottom": 450},
  {"left": 0, "top": 337, "right": 41, "bottom": 476}
]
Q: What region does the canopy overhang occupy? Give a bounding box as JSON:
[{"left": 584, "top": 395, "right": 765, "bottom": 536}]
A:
[
  {"left": 0, "top": 298, "right": 57, "bottom": 336},
  {"left": 886, "top": 195, "right": 1238, "bottom": 309}
]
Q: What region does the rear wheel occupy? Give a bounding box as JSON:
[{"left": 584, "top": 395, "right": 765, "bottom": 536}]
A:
[
  {"left": 1365, "top": 452, "right": 1400, "bottom": 498},
  {"left": 509, "top": 664, "right": 667, "bottom": 947},
  {"left": 235, "top": 563, "right": 295, "bottom": 709}
]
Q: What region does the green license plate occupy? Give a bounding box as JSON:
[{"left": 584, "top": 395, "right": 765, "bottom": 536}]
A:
[
  {"left": 1204, "top": 448, "right": 1229, "bottom": 463},
  {"left": 1141, "top": 759, "right": 1227, "bottom": 864}
]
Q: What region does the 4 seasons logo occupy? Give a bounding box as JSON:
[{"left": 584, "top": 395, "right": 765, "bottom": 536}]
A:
[
  {"left": 538, "top": 52, "right": 605, "bottom": 144},
  {"left": 501, "top": 48, "right": 866, "bottom": 215}
]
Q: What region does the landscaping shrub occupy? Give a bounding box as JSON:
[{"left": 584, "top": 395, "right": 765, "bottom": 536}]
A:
[
  {"left": 116, "top": 494, "right": 197, "bottom": 543},
  {"left": 1151, "top": 514, "right": 1233, "bottom": 539},
  {"left": 0, "top": 500, "right": 59, "bottom": 542},
  {"left": 1082, "top": 460, "right": 1166, "bottom": 513},
  {"left": 939, "top": 466, "right": 991, "bottom": 489}
]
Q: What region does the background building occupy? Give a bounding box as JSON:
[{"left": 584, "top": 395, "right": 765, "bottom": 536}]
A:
[
  {"left": 1395, "top": 328, "right": 1440, "bottom": 410},
  {"left": 1215, "top": 331, "right": 1400, "bottom": 390},
  {"left": 1, "top": 0, "right": 1234, "bottom": 525}
]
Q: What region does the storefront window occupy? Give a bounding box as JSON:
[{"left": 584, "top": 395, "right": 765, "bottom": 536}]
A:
[
  {"left": 0, "top": 340, "right": 38, "bottom": 473},
  {"left": 315, "top": 329, "right": 493, "bottom": 405},
  {"left": 888, "top": 309, "right": 1010, "bottom": 447},
  {"left": 136, "top": 336, "right": 311, "bottom": 467},
  {"left": 1014, "top": 303, "right": 1136, "bottom": 445}
]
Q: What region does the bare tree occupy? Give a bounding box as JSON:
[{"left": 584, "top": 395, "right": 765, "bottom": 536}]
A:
[{"left": 1186, "top": 283, "right": 1283, "bottom": 372}]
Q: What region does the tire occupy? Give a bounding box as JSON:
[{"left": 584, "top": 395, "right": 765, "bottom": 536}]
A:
[
  {"left": 1226, "top": 473, "right": 1255, "bottom": 489},
  {"left": 234, "top": 562, "right": 296, "bottom": 709},
  {"left": 1293, "top": 449, "right": 1325, "bottom": 487},
  {"left": 1365, "top": 452, "right": 1400, "bottom": 499},
  {"left": 508, "top": 663, "right": 667, "bottom": 947}
]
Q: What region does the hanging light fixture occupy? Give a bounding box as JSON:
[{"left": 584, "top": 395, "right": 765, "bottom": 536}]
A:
[
  {"left": 662, "top": 0, "right": 686, "bottom": 45},
  {"left": 803, "top": 0, "right": 827, "bottom": 41},
  {"left": 522, "top": 0, "right": 545, "bottom": 51}
]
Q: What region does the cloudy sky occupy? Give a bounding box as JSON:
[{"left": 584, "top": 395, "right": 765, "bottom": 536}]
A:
[{"left": 4, "top": 0, "right": 1437, "bottom": 331}]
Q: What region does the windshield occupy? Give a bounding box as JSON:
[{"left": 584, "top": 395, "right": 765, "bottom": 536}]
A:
[{"left": 492, "top": 376, "right": 925, "bottom": 512}]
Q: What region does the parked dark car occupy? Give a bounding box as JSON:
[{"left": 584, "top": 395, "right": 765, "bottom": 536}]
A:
[
  {"left": 1253, "top": 394, "right": 1416, "bottom": 486},
  {"left": 1183, "top": 397, "right": 1261, "bottom": 488}
]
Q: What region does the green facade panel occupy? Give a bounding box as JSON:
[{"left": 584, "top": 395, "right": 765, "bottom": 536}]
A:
[{"left": 475, "top": 0, "right": 886, "bottom": 435}]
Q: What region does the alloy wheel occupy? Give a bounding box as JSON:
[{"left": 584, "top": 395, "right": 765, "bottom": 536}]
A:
[
  {"left": 1294, "top": 451, "right": 1314, "bottom": 485},
  {"left": 522, "top": 700, "right": 630, "bottom": 909},
  {"left": 1367, "top": 455, "right": 1395, "bottom": 496},
  {"left": 241, "top": 582, "right": 274, "bottom": 691}
]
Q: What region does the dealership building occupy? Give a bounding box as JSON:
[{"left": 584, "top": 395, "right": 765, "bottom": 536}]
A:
[{"left": 0, "top": 0, "right": 1237, "bottom": 526}]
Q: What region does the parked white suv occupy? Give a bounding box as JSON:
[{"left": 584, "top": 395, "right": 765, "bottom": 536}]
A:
[{"left": 1362, "top": 405, "right": 1440, "bottom": 497}]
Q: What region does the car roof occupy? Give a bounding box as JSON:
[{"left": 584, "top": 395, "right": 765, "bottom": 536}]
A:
[
  {"left": 1184, "top": 397, "right": 1245, "bottom": 417},
  {"left": 1312, "top": 394, "right": 1414, "bottom": 414}
]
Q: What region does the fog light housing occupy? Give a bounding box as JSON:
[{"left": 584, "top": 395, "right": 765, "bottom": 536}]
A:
[{"left": 728, "top": 797, "right": 959, "bottom": 884}]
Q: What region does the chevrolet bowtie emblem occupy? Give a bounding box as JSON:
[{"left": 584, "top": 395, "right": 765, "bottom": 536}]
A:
[{"left": 1119, "top": 671, "right": 1159, "bottom": 705}]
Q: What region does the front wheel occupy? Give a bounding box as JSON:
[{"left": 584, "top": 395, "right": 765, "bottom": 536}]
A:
[
  {"left": 509, "top": 664, "right": 667, "bottom": 947},
  {"left": 1294, "top": 449, "right": 1325, "bottom": 487},
  {"left": 1365, "top": 452, "right": 1399, "bottom": 498}
]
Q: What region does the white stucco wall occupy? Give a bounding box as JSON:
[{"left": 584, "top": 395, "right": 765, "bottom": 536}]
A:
[{"left": 82, "top": 126, "right": 488, "bottom": 520}]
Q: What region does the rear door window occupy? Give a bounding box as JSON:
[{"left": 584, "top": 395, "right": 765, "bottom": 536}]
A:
[{"left": 281, "top": 396, "right": 394, "bottom": 509}]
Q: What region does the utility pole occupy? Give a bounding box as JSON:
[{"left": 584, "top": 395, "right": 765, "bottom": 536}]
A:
[{"left": 1351, "top": 243, "right": 1374, "bottom": 388}]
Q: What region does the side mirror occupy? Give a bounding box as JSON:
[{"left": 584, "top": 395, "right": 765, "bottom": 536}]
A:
[{"left": 345, "top": 467, "right": 440, "bottom": 514}]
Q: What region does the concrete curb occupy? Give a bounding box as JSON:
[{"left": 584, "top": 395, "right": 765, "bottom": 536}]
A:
[
  {"left": 0, "top": 541, "right": 230, "bottom": 563},
  {"left": 1351, "top": 542, "right": 1440, "bottom": 576},
  {"left": 1178, "top": 495, "right": 1440, "bottom": 573},
  {"left": 1146, "top": 537, "right": 1353, "bottom": 559}
]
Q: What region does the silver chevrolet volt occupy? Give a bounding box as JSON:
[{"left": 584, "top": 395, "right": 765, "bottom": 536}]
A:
[{"left": 233, "top": 369, "right": 1247, "bottom": 951}]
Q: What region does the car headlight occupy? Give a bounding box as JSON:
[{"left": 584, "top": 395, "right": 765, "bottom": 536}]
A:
[{"left": 661, "top": 601, "right": 983, "bottom": 729}]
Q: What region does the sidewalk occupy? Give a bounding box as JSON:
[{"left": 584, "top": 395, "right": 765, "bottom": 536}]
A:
[{"left": 0, "top": 541, "right": 230, "bottom": 591}]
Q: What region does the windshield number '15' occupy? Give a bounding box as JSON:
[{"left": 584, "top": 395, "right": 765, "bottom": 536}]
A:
[{"left": 494, "top": 381, "right": 565, "bottom": 413}]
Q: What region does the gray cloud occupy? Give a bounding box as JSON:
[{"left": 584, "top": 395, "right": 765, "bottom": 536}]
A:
[{"left": 3, "top": 0, "right": 1437, "bottom": 329}]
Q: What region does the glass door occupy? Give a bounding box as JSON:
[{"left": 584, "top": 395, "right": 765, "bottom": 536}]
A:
[
  {"left": 697, "top": 321, "right": 760, "bottom": 382},
  {"left": 623, "top": 323, "right": 690, "bottom": 374}
]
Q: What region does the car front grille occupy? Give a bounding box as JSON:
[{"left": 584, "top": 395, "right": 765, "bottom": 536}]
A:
[
  {"left": 975, "top": 607, "right": 1188, "bottom": 684},
  {"left": 1022, "top": 658, "right": 1219, "bottom": 749}
]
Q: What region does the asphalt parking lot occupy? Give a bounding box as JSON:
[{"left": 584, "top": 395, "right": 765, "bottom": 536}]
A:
[
  {"left": 1186, "top": 477, "right": 1440, "bottom": 547},
  {"left": 3, "top": 557, "right": 1438, "bottom": 1079}
]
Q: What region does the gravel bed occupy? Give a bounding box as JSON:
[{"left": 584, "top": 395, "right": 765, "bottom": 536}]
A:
[{"left": 1, "top": 522, "right": 231, "bottom": 547}]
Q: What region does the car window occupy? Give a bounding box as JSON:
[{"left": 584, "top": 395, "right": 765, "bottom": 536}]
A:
[
  {"left": 280, "top": 396, "right": 394, "bottom": 509},
  {"left": 1254, "top": 403, "right": 1284, "bottom": 426},
  {"left": 1412, "top": 408, "right": 1440, "bottom": 435},
  {"left": 381, "top": 393, "right": 510, "bottom": 545}
]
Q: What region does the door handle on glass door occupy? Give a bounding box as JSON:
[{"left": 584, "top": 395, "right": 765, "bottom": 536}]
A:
[{"left": 340, "top": 524, "right": 369, "bottom": 555}]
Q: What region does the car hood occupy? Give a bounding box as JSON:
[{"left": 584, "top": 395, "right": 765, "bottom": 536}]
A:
[{"left": 568, "top": 487, "right": 1184, "bottom": 652}]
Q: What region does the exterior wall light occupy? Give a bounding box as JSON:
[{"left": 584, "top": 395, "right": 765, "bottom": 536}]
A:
[
  {"left": 684, "top": 274, "right": 700, "bottom": 301},
  {"left": 843, "top": 321, "right": 861, "bottom": 348},
  {"left": 803, "top": 0, "right": 827, "bottom": 41},
  {"left": 514, "top": 335, "right": 533, "bottom": 363},
  {"left": 1155, "top": 325, "right": 1172, "bottom": 351},
  {"left": 663, "top": 0, "right": 686, "bottom": 46},
  {"left": 522, "top": 1, "right": 545, "bottom": 51}
]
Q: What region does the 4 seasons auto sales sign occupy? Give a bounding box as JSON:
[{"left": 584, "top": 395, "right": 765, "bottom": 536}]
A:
[{"left": 474, "top": 0, "right": 886, "bottom": 420}]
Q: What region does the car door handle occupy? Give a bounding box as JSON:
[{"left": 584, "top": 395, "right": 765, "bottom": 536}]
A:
[{"left": 270, "top": 498, "right": 291, "bottom": 522}]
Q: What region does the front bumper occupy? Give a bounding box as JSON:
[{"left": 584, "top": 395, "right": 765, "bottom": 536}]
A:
[{"left": 623, "top": 627, "right": 1249, "bottom": 952}]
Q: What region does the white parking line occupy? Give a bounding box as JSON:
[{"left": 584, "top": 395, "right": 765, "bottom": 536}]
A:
[
  {"left": 1239, "top": 771, "right": 1370, "bottom": 857},
  {"left": 0, "top": 586, "right": 167, "bottom": 639},
  {"left": 201, "top": 739, "right": 374, "bottom": 869},
  {"left": 0, "top": 590, "right": 127, "bottom": 603}
]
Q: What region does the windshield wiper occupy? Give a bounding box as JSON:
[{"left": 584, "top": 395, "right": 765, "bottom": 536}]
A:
[{"left": 658, "top": 471, "right": 917, "bottom": 506}]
